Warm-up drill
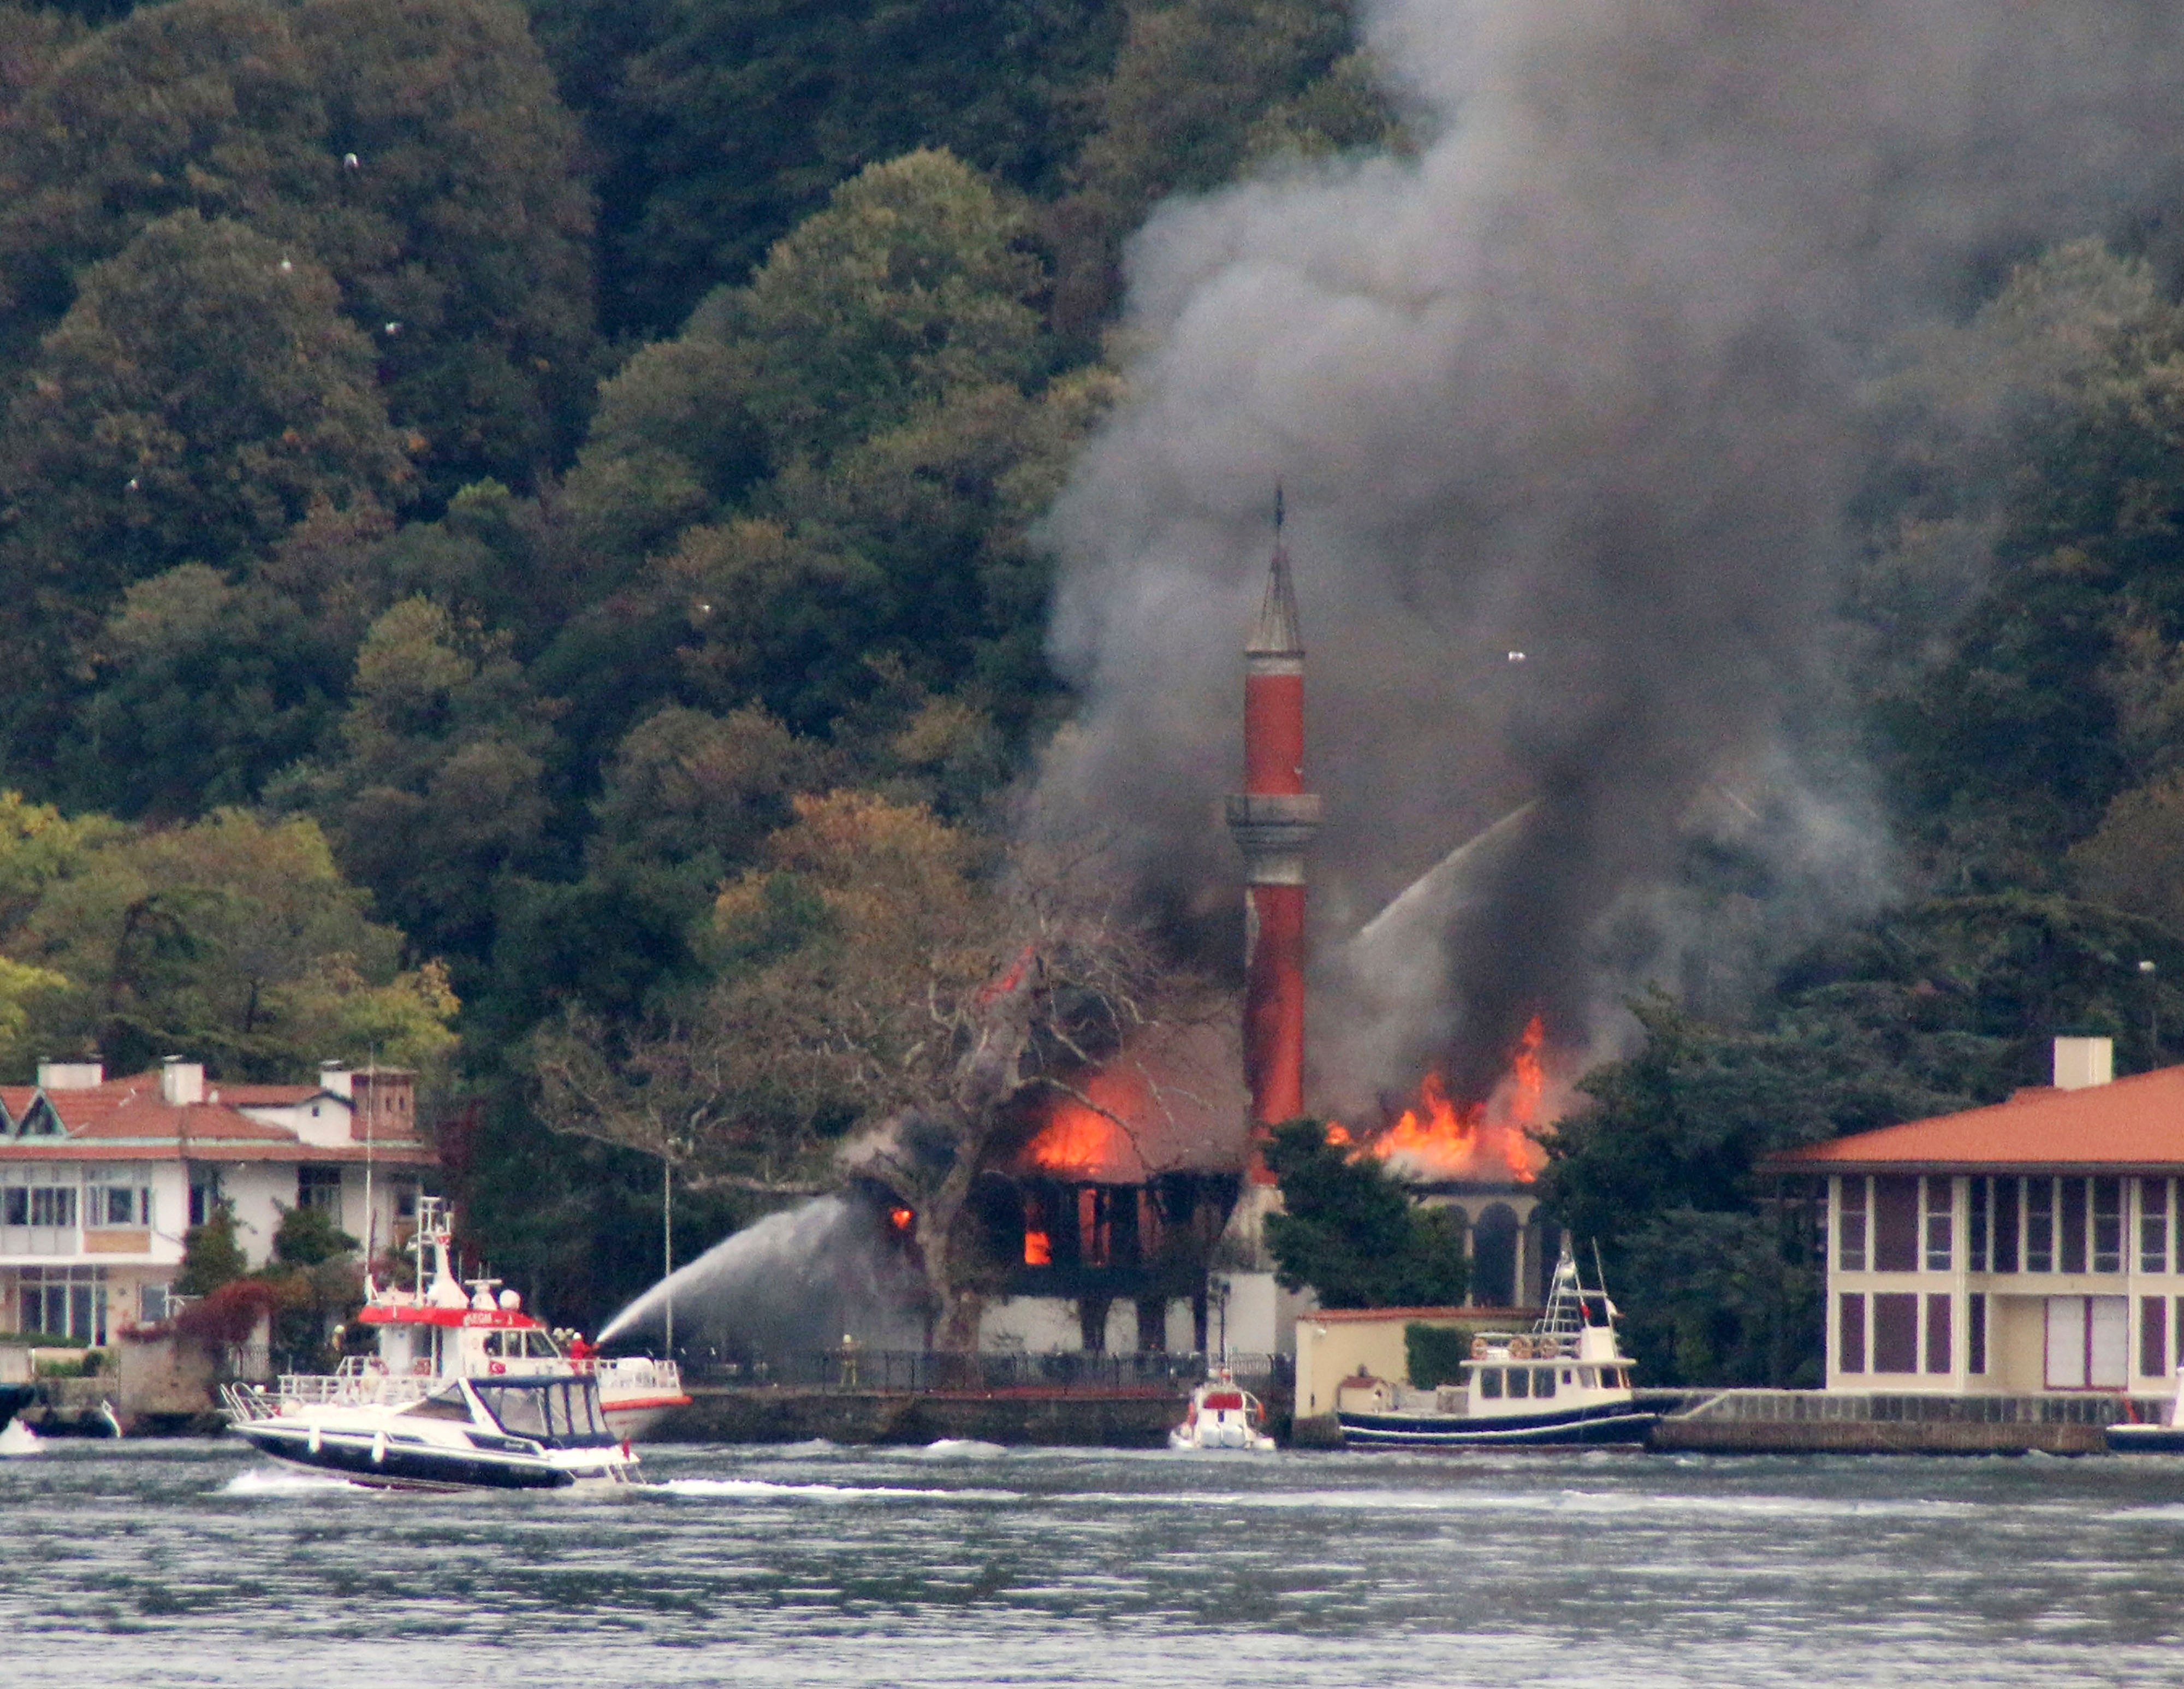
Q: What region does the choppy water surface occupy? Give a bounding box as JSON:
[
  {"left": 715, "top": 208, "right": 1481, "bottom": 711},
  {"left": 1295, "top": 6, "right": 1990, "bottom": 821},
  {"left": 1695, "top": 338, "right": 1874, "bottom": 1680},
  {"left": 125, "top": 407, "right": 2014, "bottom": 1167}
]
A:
[{"left": 8, "top": 1438, "right": 2184, "bottom": 1686}]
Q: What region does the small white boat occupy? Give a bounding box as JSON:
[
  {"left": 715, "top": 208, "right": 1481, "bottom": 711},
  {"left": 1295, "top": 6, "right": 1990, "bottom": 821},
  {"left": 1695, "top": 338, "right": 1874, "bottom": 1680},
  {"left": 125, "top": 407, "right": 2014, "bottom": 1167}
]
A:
[
  {"left": 232, "top": 1198, "right": 688, "bottom": 1442},
  {"left": 223, "top": 1372, "right": 642, "bottom": 1491},
  {"left": 1170, "top": 1369, "right": 1276, "bottom": 1451},
  {"left": 2106, "top": 1366, "right": 2184, "bottom": 1453},
  {"left": 1337, "top": 1249, "right": 1658, "bottom": 1448}
]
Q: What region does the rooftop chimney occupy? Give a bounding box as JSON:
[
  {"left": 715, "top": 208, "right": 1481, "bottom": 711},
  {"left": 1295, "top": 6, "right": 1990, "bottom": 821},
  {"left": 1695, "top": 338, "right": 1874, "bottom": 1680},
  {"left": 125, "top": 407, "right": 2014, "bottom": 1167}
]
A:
[
  {"left": 160, "top": 1056, "right": 205, "bottom": 1106},
  {"left": 37, "top": 1059, "right": 103, "bottom": 1091},
  {"left": 318, "top": 1060, "right": 354, "bottom": 1099},
  {"left": 2053, "top": 1036, "right": 2114, "bottom": 1091}
]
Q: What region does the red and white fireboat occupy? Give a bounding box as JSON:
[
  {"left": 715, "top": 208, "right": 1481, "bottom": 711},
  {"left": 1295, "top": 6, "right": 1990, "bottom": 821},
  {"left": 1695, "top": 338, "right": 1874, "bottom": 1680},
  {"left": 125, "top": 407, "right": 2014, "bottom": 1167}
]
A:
[{"left": 222, "top": 1198, "right": 689, "bottom": 1487}]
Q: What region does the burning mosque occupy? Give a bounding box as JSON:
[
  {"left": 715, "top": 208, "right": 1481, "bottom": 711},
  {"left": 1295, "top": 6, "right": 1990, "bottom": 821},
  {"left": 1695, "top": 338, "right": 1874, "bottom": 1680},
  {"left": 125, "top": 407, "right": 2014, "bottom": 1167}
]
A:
[{"left": 972, "top": 518, "right": 1566, "bottom": 1361}]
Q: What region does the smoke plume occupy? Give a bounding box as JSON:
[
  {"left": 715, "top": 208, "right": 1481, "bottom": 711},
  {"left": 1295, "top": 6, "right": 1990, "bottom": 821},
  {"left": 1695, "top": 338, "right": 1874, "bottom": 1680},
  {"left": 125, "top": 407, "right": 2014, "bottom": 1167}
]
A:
[{"left": 1039, "top": 1, "right": 2184, "bottom": 1108}]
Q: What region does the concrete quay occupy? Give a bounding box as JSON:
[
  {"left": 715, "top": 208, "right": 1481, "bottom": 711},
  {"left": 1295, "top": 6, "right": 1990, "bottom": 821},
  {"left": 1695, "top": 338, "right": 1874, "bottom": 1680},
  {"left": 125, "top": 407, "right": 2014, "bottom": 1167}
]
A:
[
  {"left": 1649, "top": 1389, "right": 2157, "bottom": 1454},
  {"left": 650, "top": 1385, "right": 1194, "bottom": 1447}
]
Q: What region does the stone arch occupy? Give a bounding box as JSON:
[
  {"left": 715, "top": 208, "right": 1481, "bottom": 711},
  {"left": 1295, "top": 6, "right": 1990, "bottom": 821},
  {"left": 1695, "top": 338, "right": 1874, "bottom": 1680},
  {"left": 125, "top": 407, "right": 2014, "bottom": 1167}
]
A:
[{"left": 1473, "top": 1202, "right": 1520, "bottom": 1307}]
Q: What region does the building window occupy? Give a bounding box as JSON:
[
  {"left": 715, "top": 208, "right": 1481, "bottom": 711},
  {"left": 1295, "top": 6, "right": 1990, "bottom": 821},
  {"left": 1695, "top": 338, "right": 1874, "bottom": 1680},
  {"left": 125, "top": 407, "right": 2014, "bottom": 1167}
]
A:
[
  {"left": 140, "top": 1283, "right": 171, "bottom": 1325},
  {"left": 1873, "top": 1176, "right": 1919, "bottom": 1272},
  {"left": 1968, "top": 1293, "right": 1987, "bottom": 1374},
  {"left": 1995, "top": 1178, "right": 2021, "bottom": 1273},
  {"left": 1969, "top": 1178, "right": 1989, "bottom": 1272},
  {"left": 2142, "top": 1179, "right": 2173, "bottom": 1276},
  {"left": 2143, "top": 1296, "right": 2168, "bottom": 1380},
  {"left": 1923, "top": 1178, "right": 1952, "bottom": 1272},
  {"left": 189, "top": 1175, "right": 221, "bottom": 1229},
  {"left": 2027, "top": 1180, "right": 2054, "bottom": 1273},
  {"left": 86, "top": 1184, "right": 151, "bottom": 1228},
  {"left": 1925, "top": 1294, "right": 1952, "bottom": 1373},
  {"left": 28, "top": 1186, "right": 76, "bottom": 1228},
  {"left": 1873, "top": 1293, "right": 1919, "bottom": 1372},
  {"left": 2093, "top": 1178, "right": 2122, "bottom": 1274},
  {"left": 2046, "top": 1295, "right": 2128, "bottom": 1390},
  {"left": 2060, "top": 1176, "right": 2088, "bottom": 1274},
  {"left": 1838, "top": 1178, "right": 1867, "bottom": 1272},
  {"left": 19, "top": 1265, "right": 106, "bottom": 1343},
  {"left": 1839, "top": 1294, "right": 1866, "bottom": 1373},
  {"left": 298, "top": 1166, "right": 343, "bottom": 1218}
]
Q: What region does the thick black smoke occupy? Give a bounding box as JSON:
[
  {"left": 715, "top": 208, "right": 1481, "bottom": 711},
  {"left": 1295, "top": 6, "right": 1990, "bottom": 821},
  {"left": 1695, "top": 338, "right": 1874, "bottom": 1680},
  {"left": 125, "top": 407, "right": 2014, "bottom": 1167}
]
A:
[{"left": 1038, "top": 1, "right": 2184, "bottom": 1109}]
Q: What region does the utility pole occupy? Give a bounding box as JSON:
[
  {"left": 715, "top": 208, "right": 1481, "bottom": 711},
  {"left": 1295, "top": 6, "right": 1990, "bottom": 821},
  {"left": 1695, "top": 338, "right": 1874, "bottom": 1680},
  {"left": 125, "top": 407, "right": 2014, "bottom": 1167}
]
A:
[{"left": 662, "top": 1153, "right": 674, "bottom": 1359}]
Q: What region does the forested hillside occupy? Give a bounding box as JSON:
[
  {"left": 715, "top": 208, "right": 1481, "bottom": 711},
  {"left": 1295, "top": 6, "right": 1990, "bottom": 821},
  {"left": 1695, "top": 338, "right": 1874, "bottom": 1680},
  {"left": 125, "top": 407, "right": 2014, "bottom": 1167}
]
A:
[
  {"left": 5, "top": 1, "right": 2184, "bottom": 1353},
  {"left": 0, "top": 0, "right": 1397, "bottom": 1320}
]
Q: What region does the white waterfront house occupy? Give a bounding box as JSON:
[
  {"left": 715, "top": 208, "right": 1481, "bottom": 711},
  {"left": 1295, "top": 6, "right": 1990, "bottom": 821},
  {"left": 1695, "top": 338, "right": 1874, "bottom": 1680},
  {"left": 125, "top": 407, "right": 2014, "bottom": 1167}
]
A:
[
  {"left": 0, "top": 1057, "right": 432, "bottom": 1344},
  {"left": 1767, "top": 1036, "right": 2184, "bottom": 1395}
]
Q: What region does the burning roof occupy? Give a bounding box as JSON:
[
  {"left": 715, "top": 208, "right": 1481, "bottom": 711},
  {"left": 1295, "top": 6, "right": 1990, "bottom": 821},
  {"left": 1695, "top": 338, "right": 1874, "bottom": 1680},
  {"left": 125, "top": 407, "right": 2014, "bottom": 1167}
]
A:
[{"left": 1016, "top": 1020, "right": 1250, "bottom": 1183}]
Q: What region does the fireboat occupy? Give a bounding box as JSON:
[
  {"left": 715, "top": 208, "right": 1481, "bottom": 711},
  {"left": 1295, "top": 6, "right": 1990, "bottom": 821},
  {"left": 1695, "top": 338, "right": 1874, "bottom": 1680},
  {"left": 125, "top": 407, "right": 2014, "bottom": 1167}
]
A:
[{"left": 221, "top": 1198, "right": 686, "bottom": 1487}]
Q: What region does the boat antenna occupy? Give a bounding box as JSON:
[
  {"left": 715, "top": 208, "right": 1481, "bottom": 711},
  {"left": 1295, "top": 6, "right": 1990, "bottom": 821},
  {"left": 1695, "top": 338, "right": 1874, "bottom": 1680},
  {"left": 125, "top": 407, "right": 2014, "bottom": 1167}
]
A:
[{"left": 1590, "top": 1238, "right": 1611, "bottom": 1309}]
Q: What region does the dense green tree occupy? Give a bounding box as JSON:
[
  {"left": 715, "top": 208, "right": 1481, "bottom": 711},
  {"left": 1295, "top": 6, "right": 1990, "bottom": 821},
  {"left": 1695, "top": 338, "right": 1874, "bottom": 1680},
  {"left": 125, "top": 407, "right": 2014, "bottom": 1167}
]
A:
[
  {"left": 535, "top": 0, "right": 1123, "bottom": 333},
  {"left": 0, "top": 0, "right": 596, "bottom": 506},
  {"left": 0, "top": 212, "right": 409, "bottom": 615},
  {"left": 1263, "top": 1118, "right": 1469, "bottom": 1309}
]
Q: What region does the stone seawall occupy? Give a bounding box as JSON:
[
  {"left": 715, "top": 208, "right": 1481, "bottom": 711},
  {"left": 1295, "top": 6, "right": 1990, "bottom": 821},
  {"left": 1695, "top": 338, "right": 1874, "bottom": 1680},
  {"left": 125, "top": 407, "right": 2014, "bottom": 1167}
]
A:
[
  {"left": 650, "top": 1387, "right": 1194, "bottom": 1447},
  {"left": 1649, "top": 1389, "right": 2153, "bottom": 1455}
]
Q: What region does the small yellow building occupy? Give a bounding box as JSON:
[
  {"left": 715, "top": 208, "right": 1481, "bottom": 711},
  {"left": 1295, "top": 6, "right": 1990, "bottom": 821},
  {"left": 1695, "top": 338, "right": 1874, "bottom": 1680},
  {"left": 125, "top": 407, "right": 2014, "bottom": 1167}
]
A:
[
  {"left": 1293, "top": 1304, "right": 1535, "bottom": 1417},
  {"left": 1767, "top": 1037, "right": 2184, "bottom": 1395}
]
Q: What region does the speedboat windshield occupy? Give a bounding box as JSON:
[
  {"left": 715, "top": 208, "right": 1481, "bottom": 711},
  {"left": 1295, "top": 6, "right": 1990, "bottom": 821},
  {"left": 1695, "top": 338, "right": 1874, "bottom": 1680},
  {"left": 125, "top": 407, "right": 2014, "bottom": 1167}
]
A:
[{"left": 471, "top": 1378, "right": 614, "bottom": 1446}]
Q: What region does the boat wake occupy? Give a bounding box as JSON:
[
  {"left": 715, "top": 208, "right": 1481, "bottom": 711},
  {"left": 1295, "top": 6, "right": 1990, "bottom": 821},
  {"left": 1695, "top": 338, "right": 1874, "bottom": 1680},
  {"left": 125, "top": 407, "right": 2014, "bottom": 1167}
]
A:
[
  {"left": 910, "top": 1439, "right": 1008, "bottom": 1460},
  {"left": 656, "top": 1477, "right": 1018, "bottom": 1503},
  {"left": 222, "top": 1467, "right": 367, "bottom": 1496},
  {"left": 0, "top": 1419, "right": 42, "bottom": 1457}
]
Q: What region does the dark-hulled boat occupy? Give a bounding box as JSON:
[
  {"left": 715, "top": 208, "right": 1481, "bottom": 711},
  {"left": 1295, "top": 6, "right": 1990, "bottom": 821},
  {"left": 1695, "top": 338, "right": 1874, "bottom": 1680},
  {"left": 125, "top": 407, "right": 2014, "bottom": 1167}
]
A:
[{"left": 1338, "top": 1250, "right": 1658, "bottom": 1448}]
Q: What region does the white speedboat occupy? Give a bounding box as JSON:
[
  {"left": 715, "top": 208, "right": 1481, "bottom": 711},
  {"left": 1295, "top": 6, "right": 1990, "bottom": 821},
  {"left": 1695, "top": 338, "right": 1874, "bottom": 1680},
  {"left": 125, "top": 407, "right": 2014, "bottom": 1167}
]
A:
[
  {"left": 1337, "top": 1249, "right": 1658, "bottom": 1448},
  {"left": 1170, "top": 1369, "right": 1277, "bottom": 1451},
  {"left": 223, "top": 1372, "right": 642, "bottom": 1490},
  {"left": 234, "top": 1199, "right": 689, "bottom": 1442}
]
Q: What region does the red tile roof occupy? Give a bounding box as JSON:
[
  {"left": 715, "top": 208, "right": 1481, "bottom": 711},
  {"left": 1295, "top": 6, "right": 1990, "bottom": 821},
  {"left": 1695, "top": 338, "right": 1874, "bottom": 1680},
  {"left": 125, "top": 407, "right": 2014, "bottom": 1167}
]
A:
[
  {"left": 0, "top": 1069, "right": 430, "bottom": 1164},
  {"left": 1765, "top": 1065, "right": 2184, "bottom": 1173}
]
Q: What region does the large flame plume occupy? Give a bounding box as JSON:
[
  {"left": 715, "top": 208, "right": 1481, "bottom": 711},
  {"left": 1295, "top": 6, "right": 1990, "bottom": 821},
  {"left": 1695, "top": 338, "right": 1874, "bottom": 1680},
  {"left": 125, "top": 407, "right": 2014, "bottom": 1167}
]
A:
[{"left": 1334, "top": 1016, "right": 1554, "bottom": 1183}]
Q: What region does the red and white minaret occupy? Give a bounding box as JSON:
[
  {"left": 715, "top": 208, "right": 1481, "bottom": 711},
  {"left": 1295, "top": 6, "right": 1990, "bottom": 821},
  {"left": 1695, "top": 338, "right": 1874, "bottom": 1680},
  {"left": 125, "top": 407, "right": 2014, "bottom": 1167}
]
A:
[{"left": 1225, "top": 500, "right": 1321, "bottom": 1182}]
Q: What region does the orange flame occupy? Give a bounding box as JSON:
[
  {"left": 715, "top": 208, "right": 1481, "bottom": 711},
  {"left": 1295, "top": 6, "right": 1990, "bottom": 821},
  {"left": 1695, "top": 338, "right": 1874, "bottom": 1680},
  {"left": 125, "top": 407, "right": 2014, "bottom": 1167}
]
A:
[
  {"left": 1339, "top": 1015, "right": 1553, "bottom": 1182},
  {"left": 1023, "top": 1229, "right": 1052, "bottom": 1266},
  {"left": 888, "top": 1206, "right": 915, "bottom": 1234},
  {"left": 1025, "top": 1065, "right": 1149, "bottom": 1180}
]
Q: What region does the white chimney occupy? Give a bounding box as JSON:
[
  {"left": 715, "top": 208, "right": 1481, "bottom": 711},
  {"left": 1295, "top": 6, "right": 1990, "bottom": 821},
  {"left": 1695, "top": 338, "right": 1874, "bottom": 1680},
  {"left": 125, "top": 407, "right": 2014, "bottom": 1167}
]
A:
[
  {"left": 2054, "top": 1036, "right": 2115, "bottom": 1091},
  {"left": 318, "top": 1060, "right": 353, "bottom": 1100},
  {"left": 160, "top": 1057, "right": 205, "bottom": 1106},
  {"left": 37, "top": 1059, "right": 104, "bottom": 1091}
]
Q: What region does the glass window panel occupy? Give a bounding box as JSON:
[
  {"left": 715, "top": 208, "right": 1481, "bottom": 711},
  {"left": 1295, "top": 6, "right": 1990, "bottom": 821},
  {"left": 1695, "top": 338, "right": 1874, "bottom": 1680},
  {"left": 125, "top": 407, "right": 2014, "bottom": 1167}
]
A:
[
  {"left": 1506, "top": 1367, "right": 1530, "bottom": 1399},
  {"left": 1479, "top": 1368, "right": 1503, "bottom": 1399},
  {"left": 2143, "top": 1296, "right": 2168, "bottom": 1379},
  {"left": 1995, "top": 1178, "right": 2020, "bottom": 1273},
  {"left": 1968, "top": 1293, "right": 1987, "bottom": 1374},
  {"left": 2, "top": 1188, "right": 23, "bottom": 1225},
  {"left": 1838, "top": 1177, "right": 1867, "bottom": 1272},
  {"left": 1534, "top": 1366, "right": 1556, "bottom": 1399},
  {"left": 1924, "top": 1178, "right": 1953, "bottom": 1272},
  {"left": 2093, "top": 1178, "right": 2122, "bottom": 1273},
  {"left": 1873, "top": 1294, "right": 1919, "bottom": 1372},
  {"left": 2141, "top": 1179, "right": 2173, "bottom": 1275},
  {"left": 1925, "top": 1294, "right": 1952, "bottom": 1373},
  {"left": 1969, "top": 1178, "right": 1990, "bottom": 1272},
  {"left": 1874, "top": 1177, "right": 1919, "bottom": 1271},
  {"left": 1839, "top": 1294, "right": 1867, "bottom": 1374},
  {"left": 2026, "top": 1180, "right": 2054, "bottom": 1273},
  {"left": 2061, "top": 1177, "right": 2088, "bottom": 1273}
]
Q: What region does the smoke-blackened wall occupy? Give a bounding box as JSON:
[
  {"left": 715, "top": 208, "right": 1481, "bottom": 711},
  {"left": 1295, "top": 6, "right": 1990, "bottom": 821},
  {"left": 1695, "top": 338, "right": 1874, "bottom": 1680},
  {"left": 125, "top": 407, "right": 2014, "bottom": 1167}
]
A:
[{"left": 1038, "top": 1, "right": 2184, "bottom": 1109}]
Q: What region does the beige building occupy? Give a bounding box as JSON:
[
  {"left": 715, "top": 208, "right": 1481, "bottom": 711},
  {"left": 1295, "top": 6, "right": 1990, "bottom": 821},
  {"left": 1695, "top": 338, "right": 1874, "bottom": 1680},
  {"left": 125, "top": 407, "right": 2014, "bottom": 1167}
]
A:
[
  {"left": 0, "top": 1057, "right": 432, "bottom": 1345},
  {"left": 1294, "top": 1304, "right": 1535, "bottom": 1418},
  {"left": 1768, "top": 1037, "right": 2184, "bottom": 1395}
]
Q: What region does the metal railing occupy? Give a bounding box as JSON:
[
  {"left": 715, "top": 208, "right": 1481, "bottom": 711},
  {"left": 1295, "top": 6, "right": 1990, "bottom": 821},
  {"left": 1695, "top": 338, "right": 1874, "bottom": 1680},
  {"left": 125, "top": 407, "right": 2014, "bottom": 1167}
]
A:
[{"left": 677, "top": 1349, "right": 1289, "bottom": 1394}]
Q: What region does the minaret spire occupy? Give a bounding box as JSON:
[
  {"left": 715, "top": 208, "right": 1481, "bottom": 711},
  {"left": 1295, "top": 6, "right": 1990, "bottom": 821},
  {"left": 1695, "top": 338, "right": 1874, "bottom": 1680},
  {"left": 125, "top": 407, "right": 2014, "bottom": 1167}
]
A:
[{"left": 1225, "top": 493, "right": 1322, "bottom": 1181}]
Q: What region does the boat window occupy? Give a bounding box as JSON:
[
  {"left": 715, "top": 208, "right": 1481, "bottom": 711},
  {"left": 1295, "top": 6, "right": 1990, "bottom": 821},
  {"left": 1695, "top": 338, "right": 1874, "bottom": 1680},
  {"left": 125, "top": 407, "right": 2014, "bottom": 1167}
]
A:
[
  {"left": 526, "top": 1329, "right": 561, "bottom": 1358},
  {"left": 408, "top": 1384, "right": 475, "bottom": 1423},
  {"left": 1478, "top": 1368, "right": 1503, "bottom": 1399},
  {"left": 1576, "top": 1368, "right": 1595, "bottom": 1389},
  {"left": 474, "top": 1383, "right": 550, "bottom": 1438},
  {"left": 1561, "top": 1369, "right": 1574, "bottom": 1386},
  {"left": 1534, "top": 1367, "right": 1556, "bottom": 1399},
  {"left": 1506, "top": 1367, "right": 1529, "bottom": 1399}
]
